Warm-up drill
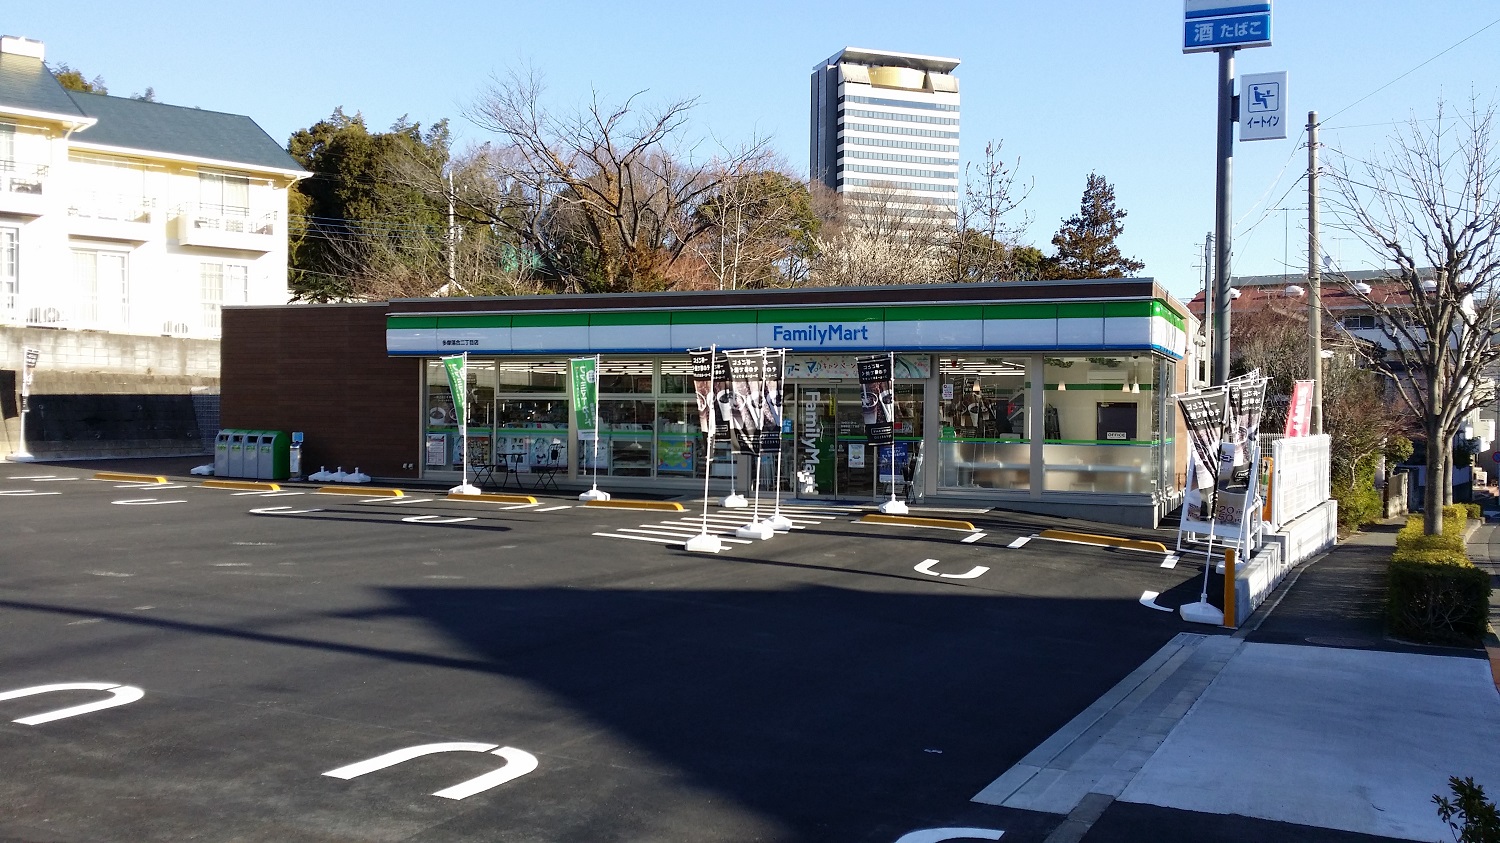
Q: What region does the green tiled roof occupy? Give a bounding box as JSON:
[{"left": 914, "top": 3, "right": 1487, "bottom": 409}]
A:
[
  {"left": 67, "top": 91, "right": 303, "bottom": 173},
  {"left": 0, "top": 51, "right": 88, "bottom": 121}
]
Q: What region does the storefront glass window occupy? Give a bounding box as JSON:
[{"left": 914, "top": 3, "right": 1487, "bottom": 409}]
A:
[
  {"left": 495, "top": 358, "right": 568, "bottom": 393},
  {"left": 598, "top": 359, "right": 655, "bottom": 394},
  {"left": 423, "top": 358, "right": 498, "bottom": 471},
  {"left": 1041, "top": 356, "right": 1157, "bottom": 494},
  {"left": 937, "top": 357, "right": 1030, "bottom": 491},
  {"left": 657, "top": 400, "right": 704, "bottom": 478},
  {"left": 595, "top": 399, "right": 655, "bottom": 476},
  {"left": 660, "top": 358, "right": 692, "bottom": 395},
  {"left": 495, "top": 398, "right": 569, "bottom": 470}
]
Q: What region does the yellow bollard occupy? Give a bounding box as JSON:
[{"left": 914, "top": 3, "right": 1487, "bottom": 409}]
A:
[{"left": 1222, "top": 547, "right": 1237, "bottom": 628}]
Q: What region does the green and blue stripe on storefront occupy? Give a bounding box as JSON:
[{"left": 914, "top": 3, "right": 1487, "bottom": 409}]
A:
[{"left": 386, "top": 300, "right": 1189, "bottom": 359}]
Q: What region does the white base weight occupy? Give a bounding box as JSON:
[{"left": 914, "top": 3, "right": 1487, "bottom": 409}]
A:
[
  {"left": 735, "top": 521, "right": 775, "bottom": 540},
  {"left": 579, "top": 488, "right": 611, "bottom": 501},
  {"left": 1178, "top": 600, "right": 1225, "bottom": 626},
  {"left": 879, "top": 500, "right": 910, "bottom": 515},
  {"left": 7, "top": 451, "right": 36, "bottom": 462},
  {"left": 722, "top": 493, "right": 748, "bottom": 508},
  {"left": 684, "top": 533, "right": 723, "bottom": 553},
  {"left": 450, "top": 483, "right": 482, "bottom": 495},
  {"left": 766, "top": 514, "right": 794, "bottom": 532}
]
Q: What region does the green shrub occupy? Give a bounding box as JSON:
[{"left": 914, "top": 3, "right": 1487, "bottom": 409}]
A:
[
  {"left": 1333, "top": 454, "right": 1382, "bottom": 535},
  {"left": 1387, "top": 556, "right": 1491, "bottom": 645},
  {"left": 1385, "top": 435, "right": 1414, "bottom": 465},
  {"left": 1466, "top": 502, "right": 1483, "bottom": 521},
  {"left": 1444, "top": 504, "right": 1470, "bottom": 526},
  {"left": 1434, "top": 776, "right": 1500, "bottom": 842},
  {"left": 1397, "top": 514, "right": 1467, "bottom": 555}
]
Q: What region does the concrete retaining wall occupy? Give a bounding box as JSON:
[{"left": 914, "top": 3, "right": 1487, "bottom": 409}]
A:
[
  {"left": 1233, "top": 499, "right": 1339, "bottom": 623},
  {"left": 1, "top": 328, "right": 219, "bottom": 459}
]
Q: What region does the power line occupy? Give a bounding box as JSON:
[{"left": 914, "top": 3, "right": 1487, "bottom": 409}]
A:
[{"left": 1323, "top": 14, "right": 1500, "bottom": 123}]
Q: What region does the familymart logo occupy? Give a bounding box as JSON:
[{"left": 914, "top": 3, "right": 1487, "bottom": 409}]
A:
[{"left": 771, "top": 323, "right": 872, "bottom": 345}]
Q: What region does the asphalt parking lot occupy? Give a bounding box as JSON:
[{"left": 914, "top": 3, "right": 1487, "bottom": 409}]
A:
[{"left": 0, "top": 465, "right": 1216, "bottom": 843}]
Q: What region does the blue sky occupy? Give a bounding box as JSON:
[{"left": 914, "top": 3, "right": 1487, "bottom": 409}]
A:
[{"left": 11, "top": 2, "right": 1500, "bottom": 301}]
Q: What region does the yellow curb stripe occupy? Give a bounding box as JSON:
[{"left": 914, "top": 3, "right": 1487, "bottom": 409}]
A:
[
  {"left": 315, "top": 486, "right": 404, "bottom": 497},
  {"left": 447, "top": 492, "right": 538, "bottom": 505},
  {"left": 201, "top": 480, "right": 281, "bottom": 492},
  {"left": 583, "top": 499, "right": 685, "bottom": 512},
  {"left": 860, "top": 513, "right": 977, "bottom": 531},
  {"left": 1039, "top": 529, "right": 1169, "bottom": 554},
  {"left": 94, "top": 471, "right": 167, "bottom": 484}
]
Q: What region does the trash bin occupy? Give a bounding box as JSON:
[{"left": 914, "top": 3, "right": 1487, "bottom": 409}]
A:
[
  {"left": 227, "top": 431, "right": 249, "bottom": 478},
  {"left": 289, "top": 432, "right": 304, "bottom": 481},
  {"left": 242, "top": 430, "right": 264, "bottom": 480},
  {"left": 255, "top": 431, "right": 290, "bottom": 481},
  {"left": 214, "top": 430, "right": 234, "bottom": 477}
]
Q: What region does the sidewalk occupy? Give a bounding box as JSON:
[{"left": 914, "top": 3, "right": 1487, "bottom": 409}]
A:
[{"left": 978, "top": 516, "right": 1500, "bottom": 842}]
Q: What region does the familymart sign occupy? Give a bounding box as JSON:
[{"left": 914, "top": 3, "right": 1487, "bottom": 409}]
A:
[{"left": 387, "top": 301, "right": 1189, "bottom": 359}]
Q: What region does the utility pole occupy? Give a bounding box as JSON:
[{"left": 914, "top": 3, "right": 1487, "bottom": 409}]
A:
[
  {"left": 446, "top": 172, "right": 457, "bottom": 291},
  {"left": 1202, "top": 231, "right": 1215, "bottom": 385},
  {"left": 1307, "top": 111, "right": 1323, "bottom": 435},
  {"left": 1212, "top": 47, "right": 1236, "bottom": 386}
]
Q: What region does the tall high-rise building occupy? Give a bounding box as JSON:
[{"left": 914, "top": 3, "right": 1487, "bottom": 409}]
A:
[{"left": 809, "top": 47, "right": 960, "bottom": 221}]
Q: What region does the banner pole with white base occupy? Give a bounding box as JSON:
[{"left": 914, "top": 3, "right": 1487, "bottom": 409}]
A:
[
  {"left": 576, "top": 355, "right": 610, "bottom": 502},
  {"left": 686, "top": 346, "right": 723, "bottom": 552}
]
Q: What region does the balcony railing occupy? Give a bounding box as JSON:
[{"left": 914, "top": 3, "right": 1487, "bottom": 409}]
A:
[
  {"left": 0, "top": 159, "right": 48, "bottom": 216},
  {"left": 173, "top": 204, "right": 278, "bottom": 252},
  {"left": 0, "top": 295, "right": 223, "bottom": 339},
  {"left": 69, "top": 192, "right": 155, "bottom": 223}
]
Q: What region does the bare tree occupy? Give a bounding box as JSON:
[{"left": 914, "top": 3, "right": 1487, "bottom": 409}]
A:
[
  {"left": 439, "top": 68, "right": 772, "bottom": 293},
  {"left": 806, "top": 182, "right": 952, "bottom": 286},
  {"left": 677, "top": 151, "right": 818, "bottom": 290},
  {"left": 948, "top": 140, "right": 1033, "bottom": 283},
  {"left": 1325, "top": 98, "right": 1500, "bottom": 535}
]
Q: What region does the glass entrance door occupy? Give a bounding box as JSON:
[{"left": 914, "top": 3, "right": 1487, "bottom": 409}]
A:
[{"left": 791, "top": 385, "right": 876, "bottom": 500}]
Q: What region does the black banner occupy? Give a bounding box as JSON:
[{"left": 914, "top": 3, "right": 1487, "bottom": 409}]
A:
[
  {"left": 759, "top": 351, "right": 784, "bottom": 454},
  {"left": 1176, "top": 390, "right": 1225, "bottom": 490},
  {"left": 690, "top": 349, "right": 717, "bottom": 435},
  {"left": 726, "top": 353, "right": 766, "bottom": 455},
  {"left": 857, "top": 354, "right": 895, "bottom": 447}
]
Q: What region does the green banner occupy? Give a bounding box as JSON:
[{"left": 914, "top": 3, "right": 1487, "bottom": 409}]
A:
[
  {"left": 571, "top": 357, "right": 597, "bottom": 432},
  {"left": 441, "top": 354, "right": 466, "bottom": 428}
]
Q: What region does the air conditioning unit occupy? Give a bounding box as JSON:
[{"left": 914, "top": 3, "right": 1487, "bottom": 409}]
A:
[
  {"left": 1086, "top": 369, "right": 1128, "bottom": 385},
  {"left": 162, "top": 321, "right": 191, "bottom": 336}
]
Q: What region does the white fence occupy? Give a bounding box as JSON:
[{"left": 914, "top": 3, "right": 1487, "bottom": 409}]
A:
[{"left": 1268, "top": 434, "right": 1330, "bottom": 530}]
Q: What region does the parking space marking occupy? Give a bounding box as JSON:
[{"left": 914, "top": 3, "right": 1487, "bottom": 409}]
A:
[
  {"left": 249, "top": 505, "right": 325, "bottom": 515},
  {"left": 402, "top": 515, "right": 479, "bottom": 524},
  {"left": 0, "top": 490, "right": 61, "bottom": 497},
  {"left": 1007, "top": 536, "right": 1033, "bottom": 549},
  {"left": 1161, "top": 553, "right": 1180, "bottom": 569},
  {"left": 591, "top": 532, "right": 680, "bottom": 545},
  {"left": 6, "top": 474, "right": 61, "bottom": 480},
  {"left": 376, "top": 497, "right": 434, "bottom": 505},
  {"left": 0, "top": 682, "right": 144, "bottom": 725},
  {"left": 534, "top": 505, "right": 572, "bottom": 512},
  {"left": 1139, "top": 590, "right": 1173, "bottom": 612},
  {"left": 115, "top": 482, "right": 187, "bottom": 490},
  {"left": 232, "top": 490, "right": 306, "bottom": 497},
  {"left": 961, "top": 533, "right": 986, "bottom": 544},
  {"left": 617, "top": 526, "right": 753, "bottom": 545},
  {"left": 914, "top": 559, "right": 990, "bottom": 580},
  {"left": 894, "top": 829, "right": 1004, "bottom": 843},
  {"left": 323, "top": 742, "right": 538, "bottom": 801},
  {"left": 111, "top": 498, "right": 188, "bottom": 506},
  {"left": 32, "top": 477, "right": 77, "bottom": 482}
]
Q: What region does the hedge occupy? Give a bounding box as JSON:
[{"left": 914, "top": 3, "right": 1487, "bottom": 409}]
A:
[
  {"left": 1387, "top": 557, "right": 1492, "bottom": 645},
  {"left": 1388, "top": 513, "right": 1491, "bottom": 645}
]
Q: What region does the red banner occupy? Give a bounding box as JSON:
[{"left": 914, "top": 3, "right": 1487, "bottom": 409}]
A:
[{"left": 1285, "top": 380, "right": 1314, "bottom": 437}]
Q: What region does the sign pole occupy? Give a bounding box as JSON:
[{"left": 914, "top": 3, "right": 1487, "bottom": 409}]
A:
[
  {"left": 878, "top": 352, "right": 908, "bottom": 514},
  {"left": 577, "top": 354, "right": 609, "bottom": 502},
  {"left": 1212, "top": 45, "right": 1235, "bottom": 386},
  {"left": 10, "top": 347, "right": 37, "bottom": 462},
  {"left": 445, "top": 352, "right": 480, "bottom": 495},
  {"left": 767, "top": 349, "right": 793, "bottom": 532},
  {"left": 686, "top": 346, "right": 723, "bottom": 552}
]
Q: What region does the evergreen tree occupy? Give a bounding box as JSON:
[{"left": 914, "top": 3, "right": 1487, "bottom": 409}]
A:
[
  {"left": 51, "top": 63, "right": 106, "bottom": 94},
  {"left": 1044, "top": 172, "right": 1144, "bottom": 279}
]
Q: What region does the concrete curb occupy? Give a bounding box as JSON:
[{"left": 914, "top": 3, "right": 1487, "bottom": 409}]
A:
[
  {"left": 1038, "top": 529, "right": 1169, "bottom": 554},
  {"left": 93, "top": 471, "right": 167, "bottom": 484},
  {"left": 201, "top": 480, "right": 281, "bottom": 492},
  {"left": 859, "top": 513, "right": 976, "bottom": 531},
  {"left": 315, "top": 486, "right": 404, "bottom": 497},
  {"left": 447, "top": 492, "right": 538, "bottom": 505},
  {"left": 582, "top": 499, "right": 685, "bottom": 512}
]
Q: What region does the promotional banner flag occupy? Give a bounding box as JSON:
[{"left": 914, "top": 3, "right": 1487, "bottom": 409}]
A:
[
  {"left": 441, "top": 354, "right": 467, "bottom": 428},
  {"left": 711, "top": 353, "right": 734, "bottom": 444},
  {"left": 727, "top": 352, "right": 766, "bottom": 455},
  {"left": 570, "top": 357, "right": 598, "bottom": 432},
  {"left": 759, "top": 350, "right": 784, "bottom": 454},
  {"left": 856, "top": 354, "right": 895, "bottom": 446},
  {"left": 21, "top": 346, "right": 38, "bottom": 395},
  {"left": 690, "top": 349, "right": 716, "bottom": 434},
  {"left": 1285, "top": 380, "right": 1314, "bottom": 437},
  {"left": 1177, "top": 388, "right": 1226, "bottom": 491}
]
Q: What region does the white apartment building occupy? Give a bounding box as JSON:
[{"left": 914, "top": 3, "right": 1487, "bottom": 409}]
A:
[
  {"left": 0, "top": 35, "right": 305, "bottom": 340},
  {"left": 809, "top": 47, "right": 960, "bottom": 221}
]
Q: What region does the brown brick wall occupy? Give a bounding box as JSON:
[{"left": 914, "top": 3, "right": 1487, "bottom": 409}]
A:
[{"left": 221, "top": 303, "right": 420, "bottom": 478}]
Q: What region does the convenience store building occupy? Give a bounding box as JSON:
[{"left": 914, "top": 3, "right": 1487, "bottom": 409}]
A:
[{"left": 221, "top": 279, "right": 1193, "bottom": 527}]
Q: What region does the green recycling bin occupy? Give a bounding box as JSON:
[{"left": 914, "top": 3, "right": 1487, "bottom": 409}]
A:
[{"left": 253, "top": 430, "right": 291, "bottom": 481}]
